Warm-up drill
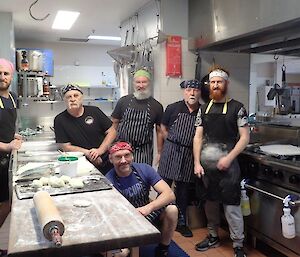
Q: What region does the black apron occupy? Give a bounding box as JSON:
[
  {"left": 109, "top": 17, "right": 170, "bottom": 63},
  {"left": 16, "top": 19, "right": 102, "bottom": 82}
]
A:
[
  {"left": 117, "top": 97, "right": 153, "bottom": 165},
  {"left": 200, "top": 99, "right": 241, "bottom": 205},
  {"left": 0, "top": 93, "right": 17, "bottom": 201},
  {"left": 115, "top": 165, "right": 163, "bottom": 223},
  {"left": 158, "top": 112, "right": 196, "bottom": 182}
]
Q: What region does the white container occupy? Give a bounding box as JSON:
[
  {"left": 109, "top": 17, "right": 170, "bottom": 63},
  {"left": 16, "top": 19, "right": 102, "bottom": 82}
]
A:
[
  {"left": 58, "top": 156, "right": 78, "bottom": 177},
  {"left": 281, "top": 207, "right": 296, "bottom": 239}
]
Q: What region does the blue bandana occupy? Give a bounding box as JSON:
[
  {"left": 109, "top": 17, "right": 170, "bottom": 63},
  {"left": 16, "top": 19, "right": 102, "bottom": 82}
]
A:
[
  {"left": 180, "top": 80, "right": 201, "bottom": 89},
  {"left": 61, "top": 84, "right": 83, "bottom": 95}
]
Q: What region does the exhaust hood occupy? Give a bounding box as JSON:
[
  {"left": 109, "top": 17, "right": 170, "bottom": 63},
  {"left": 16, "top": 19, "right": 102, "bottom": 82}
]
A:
[{"left": 189, "top": 0, "right": 300, "bottom": 56}]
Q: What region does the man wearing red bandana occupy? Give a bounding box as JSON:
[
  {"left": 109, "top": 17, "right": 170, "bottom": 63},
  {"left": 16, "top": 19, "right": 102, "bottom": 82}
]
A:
[
  {"left": 106, "top": 141, "right": 178, "bottom": 257},
  {"left": 193, "top": 66, "right": 249, "bottom": 257}
]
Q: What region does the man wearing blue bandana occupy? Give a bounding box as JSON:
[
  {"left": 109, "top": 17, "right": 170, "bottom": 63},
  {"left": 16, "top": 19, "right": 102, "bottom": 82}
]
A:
[
  {"left": 193, "top": 66, "right": 249, "bottom": 257},
  {"left": 158, "top": 80, "right": 202, "bottom": 237},
  {"left": 54, "top": 84, "right": 116, "bottom": 174}
]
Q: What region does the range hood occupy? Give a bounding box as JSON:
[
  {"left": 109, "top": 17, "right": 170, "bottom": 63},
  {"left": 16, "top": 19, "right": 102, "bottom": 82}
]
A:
[{"left": 189, "top": 0, "right": 300, "bottom": 56}]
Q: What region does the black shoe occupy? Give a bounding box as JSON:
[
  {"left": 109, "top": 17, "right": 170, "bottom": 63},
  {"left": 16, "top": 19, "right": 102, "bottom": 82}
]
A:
[
  {"left": 234, "top": 247, "right": 246, "bottom": 257},
  {"left": 0, "top": 249, "right": 7, "bottom": 257},
  {"left": 154, "top": 246, "right": 168, "bottom": 257},
  {"left": 195, "top": 234, "right": 220, "bottom": 251},
  {"left": 175, "top": 225, "right": 193, "bottom": 237}
]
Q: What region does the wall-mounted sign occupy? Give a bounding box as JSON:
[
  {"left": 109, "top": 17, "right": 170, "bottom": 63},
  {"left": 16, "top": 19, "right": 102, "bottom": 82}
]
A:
[{"left": 166, "top": 35, "right": 182, "bottom": 77}]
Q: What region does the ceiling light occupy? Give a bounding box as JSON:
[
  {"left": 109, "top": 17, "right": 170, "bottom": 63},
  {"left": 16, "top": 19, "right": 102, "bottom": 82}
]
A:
[
  {"left": 88, "top": 35, "right": 121, "bottom": 41},
  {"left": 52, "top": 11, "right": 80, "bottom": 30}
]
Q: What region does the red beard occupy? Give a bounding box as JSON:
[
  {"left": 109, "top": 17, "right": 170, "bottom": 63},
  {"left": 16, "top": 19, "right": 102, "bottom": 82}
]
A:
[{"left": 209, "top": 85, "right": 227, "bottom": 101}]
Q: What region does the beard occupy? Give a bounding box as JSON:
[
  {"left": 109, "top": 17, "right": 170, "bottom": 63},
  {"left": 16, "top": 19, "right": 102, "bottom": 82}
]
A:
[
  {"left": 209, "top": 85, "right": 227, "bottom": 101},
  {"left": 0, "top": 82, "right": 10, "bottom": 92},
  {"left": 133, "top": 87, "right": 151, "bottom": 100}
]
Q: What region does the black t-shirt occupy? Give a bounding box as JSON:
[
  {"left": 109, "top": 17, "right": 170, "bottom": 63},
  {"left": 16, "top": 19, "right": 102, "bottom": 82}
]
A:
[
  {"left": 162, "top": 100, "right": 200, "bottom": 128},
  {"left": 54, "top": 105, "right": 112, "bottom": 149},
  {"left": 111, "top": 94, "right": 163, "bottom": 126}
]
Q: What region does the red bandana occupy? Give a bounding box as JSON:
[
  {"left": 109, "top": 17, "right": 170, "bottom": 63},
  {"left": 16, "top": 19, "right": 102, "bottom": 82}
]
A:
[{"left": 109, "top": 142, "right": 133, "bottom": 154}]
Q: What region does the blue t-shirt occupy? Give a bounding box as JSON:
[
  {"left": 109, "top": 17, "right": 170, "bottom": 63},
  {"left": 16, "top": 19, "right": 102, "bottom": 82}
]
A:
[{"left": 106, "top": 163, "right": 161, "bottom": 205}]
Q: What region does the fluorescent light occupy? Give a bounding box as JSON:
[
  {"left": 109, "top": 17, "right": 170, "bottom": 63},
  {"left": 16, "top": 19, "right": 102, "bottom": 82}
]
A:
[
  {"left": 52, "top": 11, "right": 80, "bottom": 30},
  {"left": 88, "top": 35, "right": 121, "bottom": 41}
]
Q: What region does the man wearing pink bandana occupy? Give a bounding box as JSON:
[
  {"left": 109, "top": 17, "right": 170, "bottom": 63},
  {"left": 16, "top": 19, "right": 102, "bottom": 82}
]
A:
[
  {"left": 193, "top": 66, "right": 249, "bottom": 257},
  {"left": 106, "top": 141, "right": 178, "bottom": 257},
  {"left": 0, "top": 58, "right": 22, "bottom": 256}
]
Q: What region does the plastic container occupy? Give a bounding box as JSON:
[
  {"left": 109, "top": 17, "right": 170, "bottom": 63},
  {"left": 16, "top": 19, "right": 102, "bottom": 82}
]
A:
[
  {"left": 281, "top": 195, "right": 296, "bottom": 239},
  {"left": 58, "top": 156, "right": 78, "bottom": 177},
  {"left": 241, "top": 189, "right": 251, "bottom": 216}
]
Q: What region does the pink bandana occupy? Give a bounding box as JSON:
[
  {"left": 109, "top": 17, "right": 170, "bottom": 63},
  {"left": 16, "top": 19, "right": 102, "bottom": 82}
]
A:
[
  {"left": 0, "top": 58, "right": 14, "bottom": 74},
  {"left": 109, "top": 142, "right": 133, "bottom": 154}
]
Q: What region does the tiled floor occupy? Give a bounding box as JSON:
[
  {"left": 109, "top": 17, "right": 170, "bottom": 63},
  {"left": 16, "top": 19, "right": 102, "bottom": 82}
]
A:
[{"left": 173, "top": 227, "right": 267, "bottom": 257}]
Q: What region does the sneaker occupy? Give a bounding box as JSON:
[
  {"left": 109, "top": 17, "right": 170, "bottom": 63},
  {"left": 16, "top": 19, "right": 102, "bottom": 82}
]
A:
[
  {"left": 234, "top": 247, "right": 246, "bottom": 257},
  {"left": 195, "top": 235, "right": 220, "bottom": 251},
  {"left": 175, "top": 225, "right": 193, "bottom": 237}
]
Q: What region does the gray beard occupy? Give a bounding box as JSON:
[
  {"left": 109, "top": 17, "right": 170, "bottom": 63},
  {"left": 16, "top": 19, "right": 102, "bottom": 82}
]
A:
[{"left": 133, "top": 89, "right": 151, "bottom": 100}]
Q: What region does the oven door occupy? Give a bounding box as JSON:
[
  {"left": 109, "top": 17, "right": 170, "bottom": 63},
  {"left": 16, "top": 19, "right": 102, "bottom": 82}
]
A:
[{"left": 246, "top": 180, "right": 300, "bottom": 257}]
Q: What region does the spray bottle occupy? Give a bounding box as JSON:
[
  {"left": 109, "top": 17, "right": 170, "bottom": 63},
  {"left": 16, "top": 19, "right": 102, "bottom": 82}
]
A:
[
  {"left": 281, "top": 195, "right": 296, "bottom": 239},
  {"left": 240, "top": 179, "right": 251, "bottom": 216}
]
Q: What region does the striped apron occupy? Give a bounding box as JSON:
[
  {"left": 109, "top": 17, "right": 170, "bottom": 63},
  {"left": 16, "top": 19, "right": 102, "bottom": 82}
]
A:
[
  {"left": 116, "top": 97, "right": 153, "bottom": 165},
  {"left": 115, "top": 166, "right": 163, "bottom": 223},
  {"left": 158, "top": 113, "right": 196, "bottom": 182}
]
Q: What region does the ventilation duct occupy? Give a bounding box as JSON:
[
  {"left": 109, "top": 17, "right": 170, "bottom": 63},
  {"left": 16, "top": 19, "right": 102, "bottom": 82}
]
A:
[
  {"left": 59, "top": 37, "right": 89, "bottom": 43},
  {"left": 107, "top": 45, "right": 136, "bottom": 65}
]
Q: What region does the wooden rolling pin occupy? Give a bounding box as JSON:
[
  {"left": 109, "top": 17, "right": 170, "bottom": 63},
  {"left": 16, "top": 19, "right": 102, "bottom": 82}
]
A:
[{"left": 33, "top": 191, "right": 65, "bottom": 247}]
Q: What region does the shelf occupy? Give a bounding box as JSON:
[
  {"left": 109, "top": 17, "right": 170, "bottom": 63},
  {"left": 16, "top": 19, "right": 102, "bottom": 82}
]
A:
[
  {"left": 55, "top": 85, "right": 118, "bottom": 89},
  {"left": 83, "top": 99, "right": 118, "bottom": 103}
]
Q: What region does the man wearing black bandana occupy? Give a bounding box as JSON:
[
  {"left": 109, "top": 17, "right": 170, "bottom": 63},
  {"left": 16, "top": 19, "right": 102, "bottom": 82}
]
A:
[
  {"left": 54, "top": 84, "right": 116, "bottom": 174},
  {"left": 193, "top": 66, "right": 249, "bottom": 257},
  {"left": 158, "top": 79, "right": 201, "bottom": 237}
]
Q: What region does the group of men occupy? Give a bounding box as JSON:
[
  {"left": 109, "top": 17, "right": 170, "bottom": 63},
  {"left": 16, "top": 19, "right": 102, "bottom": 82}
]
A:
[{"left": 0, "top": 56, "right": 249, "bottom": 257}]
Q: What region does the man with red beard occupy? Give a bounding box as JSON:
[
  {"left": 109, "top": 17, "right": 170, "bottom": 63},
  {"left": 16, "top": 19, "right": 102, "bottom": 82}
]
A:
[
  {"left": 0, "top": 58, "right": 22, "bottom": 256},
  {"left": 193, "top": 66, "right": 249, "bottom": 257},
  {"left": 158, "top": 80, "right": 201, "bottom": 237}
]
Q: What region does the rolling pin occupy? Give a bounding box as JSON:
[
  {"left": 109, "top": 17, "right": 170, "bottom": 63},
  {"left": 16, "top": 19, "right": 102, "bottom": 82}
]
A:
[{"left": 33, "top": 191, "right": 65, "bottom": 247}]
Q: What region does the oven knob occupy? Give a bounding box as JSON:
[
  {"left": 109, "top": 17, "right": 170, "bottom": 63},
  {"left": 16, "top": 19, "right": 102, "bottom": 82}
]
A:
[
  {"left": 289, "top": 175, "right": 300, "bottom": 184},
  {"left": 273, "top": 170, "right": 283, "bottom": 179}
]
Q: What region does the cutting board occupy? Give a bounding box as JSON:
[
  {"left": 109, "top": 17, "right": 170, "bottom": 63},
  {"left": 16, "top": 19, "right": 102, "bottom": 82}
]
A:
[{"left": 259, "top": 144, "right": 300, "bottom": 156}]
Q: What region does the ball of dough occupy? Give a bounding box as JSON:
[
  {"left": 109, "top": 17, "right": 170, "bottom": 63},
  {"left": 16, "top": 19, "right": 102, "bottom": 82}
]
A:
[
  {"left": 49, "top": 176, "right": 65, "bottom": 188},
  {"left": 60, "top": 175, "right": 71, "bottom": 184},
  {"left": 32, "top": 179, "right": 43, "bottom": 188},
  {"left": 69, "top": 178, "right": 84, "bottom": 189},
  {"left": 39, "top": 177, "right": 49, "bottom": 186}
]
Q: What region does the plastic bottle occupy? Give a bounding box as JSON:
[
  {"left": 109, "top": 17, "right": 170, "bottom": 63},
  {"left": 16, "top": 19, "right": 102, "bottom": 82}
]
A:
[
  {"left": 21, "top": 50, "right": 29, "bottom": 71},
  {"left": 281, "top": 195, "right": 296, "bottom": 239},
  {"left": 240, "top": 179, "right": 251, "bottom": 216}
]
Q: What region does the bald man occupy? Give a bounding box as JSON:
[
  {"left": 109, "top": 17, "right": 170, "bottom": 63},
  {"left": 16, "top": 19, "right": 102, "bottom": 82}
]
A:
[{"left": 0, "top": 58, "right": 22, "bottom": 255}]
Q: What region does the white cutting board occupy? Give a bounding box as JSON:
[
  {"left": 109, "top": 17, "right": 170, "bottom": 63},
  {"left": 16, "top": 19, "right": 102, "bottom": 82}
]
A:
[{"left": 259, "top": 144, "right": 300, "bottom": 156}]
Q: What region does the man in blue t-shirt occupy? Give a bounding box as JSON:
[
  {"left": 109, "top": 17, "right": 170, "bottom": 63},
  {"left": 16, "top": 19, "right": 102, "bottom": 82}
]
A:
[{"left": 106, "top": 141, "right": 178, "bottom": 257}]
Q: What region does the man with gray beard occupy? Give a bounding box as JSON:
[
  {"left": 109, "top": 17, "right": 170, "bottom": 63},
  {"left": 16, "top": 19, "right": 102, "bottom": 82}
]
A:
[
  {"left": 158, "top": 80, "right": 202, "bottom": 237},
  {"left": 112, "top": 69, "right": 163, "bottom": 165}
]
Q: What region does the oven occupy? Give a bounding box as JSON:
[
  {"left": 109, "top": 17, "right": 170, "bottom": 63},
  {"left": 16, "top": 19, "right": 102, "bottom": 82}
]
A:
[{"left": 239, "top": 151, "right": 300, "bottom": 257}]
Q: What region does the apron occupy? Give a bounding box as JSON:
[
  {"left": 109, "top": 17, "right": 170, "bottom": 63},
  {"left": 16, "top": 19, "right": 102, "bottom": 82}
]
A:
[
  {"left": 114, "top": 165, "right": 163, "bottom": 223},
  {"left": 0, "top": 93, "right": 17, "bottom": 201},
  {"left": 158, "top": 112, "right": 196, "bottom": 182},
  {"left": 200, "top": 99, "right": 241, "bottom": 205},
  {"left": 117, "top": 97, "right": 153, "bottom": 165}
]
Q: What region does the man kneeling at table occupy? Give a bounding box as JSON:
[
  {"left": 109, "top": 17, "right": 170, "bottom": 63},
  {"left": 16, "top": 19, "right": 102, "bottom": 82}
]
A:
[{"left": 106, "top": 141, "right": 178, "bottom": 257}]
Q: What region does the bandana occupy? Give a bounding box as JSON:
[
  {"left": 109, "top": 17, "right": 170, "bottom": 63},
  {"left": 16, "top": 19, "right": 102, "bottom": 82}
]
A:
[
  {"left": 133, "top": 69, "right": 151, "bottom": 80},
  {"left": 109, "top": 141, "right": 133, "bottom": 154},
  {"left": 61, "top": 84, "right": 83, "bottom": 95},
  {"left": 0, "top": 58, "right": 14, "bottom": 74},
  {"left": 209, "top": 69, "right": 229, "bottom": 81},
  {"left": 180, "top": 80, "right": 201, "bottom": 89}
]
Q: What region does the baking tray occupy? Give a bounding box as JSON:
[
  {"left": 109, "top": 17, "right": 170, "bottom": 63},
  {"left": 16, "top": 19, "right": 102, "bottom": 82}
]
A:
[{"left": 15, "top": 175, "right": 112, "bottom": 200}]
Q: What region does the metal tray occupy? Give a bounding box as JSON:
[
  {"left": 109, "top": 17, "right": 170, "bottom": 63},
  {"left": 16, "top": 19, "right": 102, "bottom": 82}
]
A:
[{"left": 15, "top": 175, "right": 112, "bottom": 200}]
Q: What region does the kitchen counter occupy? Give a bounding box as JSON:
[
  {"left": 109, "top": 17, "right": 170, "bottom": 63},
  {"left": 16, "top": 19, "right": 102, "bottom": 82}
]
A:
[{"left": 8, "top": 141, "right": 161, "bottom": 257}]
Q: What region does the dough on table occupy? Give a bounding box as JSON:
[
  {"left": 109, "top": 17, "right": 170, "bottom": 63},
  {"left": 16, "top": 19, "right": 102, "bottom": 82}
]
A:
[
  {"left": 49, "top": 176, "right": 65, "bottom": 188},
  {"left": 32, "top": 179, "right": 43, "bottom": 188},
  {"left": 73, "top": 199, "right": 92, "bottom": 207},
  {"left": 60, "top": 175, "right": 71, "bottom": 184},
  {"left": 39, "top": 176, "right": 49, "bottom": 186},
  {"left": 69, "top": 178, "right": 84, "bottom": 189}
]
